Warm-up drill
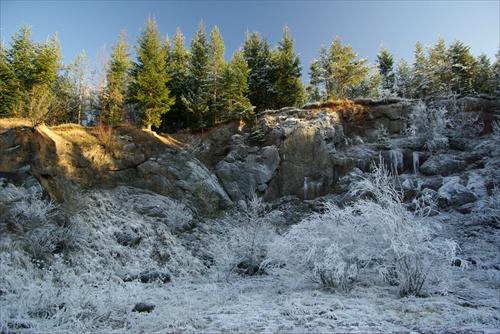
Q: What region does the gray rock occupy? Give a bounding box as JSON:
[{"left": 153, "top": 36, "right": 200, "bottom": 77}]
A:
[
  {"left": 132, "top": 302, "right": 155, "bottom": 313},
  {"left": 215, "top": 145, "right": 280, "bottom": 201},
  {"left": 115, "top": 226, "right": 141, "bottom": 247},
  {"left": 139, "top": 270, "right": 171, "bottom": 283},
  {"left": 420, "top": 154, "right": 468, "bottom": 176}
]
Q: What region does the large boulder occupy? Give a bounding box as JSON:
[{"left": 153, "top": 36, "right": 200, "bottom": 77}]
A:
[
  {"left": 214, "top": 145, "right": 280, "bottom": 203},
  {"left": 136, "top": 150, "right": 232, "bottom": 214},
  {"left": 420, "top": 154, "right": 469, "bottom": 176}
]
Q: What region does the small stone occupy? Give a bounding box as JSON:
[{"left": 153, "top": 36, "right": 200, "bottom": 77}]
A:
[
  {"left": 139, "top": 270, "right": 171, "bottom": 283},
  {"left": 132, "top": 302, "right": 155, "bottom": 313}
]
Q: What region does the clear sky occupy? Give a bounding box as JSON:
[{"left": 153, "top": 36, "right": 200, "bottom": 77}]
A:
[{"left": 1, "top": 0, "right": 499, "bottom": 84}]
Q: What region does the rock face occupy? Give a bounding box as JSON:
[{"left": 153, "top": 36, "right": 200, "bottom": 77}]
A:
[
  {"left": 213, "top": 100, "right": 421, "bottom": 201},
  {"left": 214, "top": 144, "right": 280, "bottom": 203},
  {"left": 1, "top": 96, "right": 498, "bottom": 209},
  {"left": 0, "top": 124, "right": 231, "bottom": 215}
]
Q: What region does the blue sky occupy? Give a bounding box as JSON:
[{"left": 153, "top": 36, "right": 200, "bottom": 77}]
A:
[{"left": 1, "top": 1, "right": 499, "bottom": 83}]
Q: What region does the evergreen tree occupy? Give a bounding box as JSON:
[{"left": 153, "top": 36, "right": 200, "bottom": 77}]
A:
[
  {"left": 491, "top": 49, "right": 500, "bottom": 96},
  {"left": 221, "top": 50, "right": 254, "bottom": 120},
  {"left": 129, "top": 17, "right": 174, "bottom": 131},
  {"left": 348, "top": 66, "right": 381, "bottom": 99},
  {"left": 243, "top": 31, "right": 278, "bottom": 111},
  {"left": 411, "top": 41, "right": 429, "bottom": 98},
  {"left": 310, "top": 37, "right": 369, "bottom": 99},
  {"left": 7, "top": 24, "right": 37, "bottom": 95},
  {"left": 426, "top": 36, "right": 453, "bottom": 96},
  {"left": 164, "top": 28, "right": 190, "bottom": 131},
  {"left": 394, "top": 58, "right": 412, "bottom": 98},
  {"left": 208, "top": 25, "right": 227, "bottom": 122},
  {"left": 104, "top": 30, "right": 132, "bottom": 125},
  {"left": 448, "top": 39, "right": 478, "bottom": 94},
  {"left": 309, "top": 45, "right": 331, "bottom": 100},
  {"left": 275, "top": 25, "right": 304, "bottom": 107},
  {"left": 181, "top": 21, "right": 211, "bottom": 131},
  {"left": 376, "top": 44, "right": 395, "bottom": 93},
  {"left": 0, "top": 43, "right": 21, "bottom": 117},
  {"left": 32, "top": 34, "right": 61, "bottom": 89}
]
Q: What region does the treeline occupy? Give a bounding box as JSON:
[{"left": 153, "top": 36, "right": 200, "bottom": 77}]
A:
[{"left": 1, "top": 18, "right": 499, "bottom": 132}]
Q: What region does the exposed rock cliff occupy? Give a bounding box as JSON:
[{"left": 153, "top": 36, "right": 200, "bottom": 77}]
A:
[{"left": 1, "top": 96, "right": 498, "bottom": 211}]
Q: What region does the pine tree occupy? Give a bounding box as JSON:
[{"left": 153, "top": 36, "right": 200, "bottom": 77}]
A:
[
  {"left": 243, "top": 31, "right": 278, "bottom": 111},
  {"left": 348, "top": 66, "right": 381, "bottom": 99},
  {"left": 275, "top": 25, "right": 304, "bottom": 107},
  {"left": 309, "top": 45, "right": 331, "bottom": 100},
  {"left": 129, "top": 17, "right": 174, "bottom": 131},
  {"left": 490, "top": 49, "right": 500, "bottom": 96},
  {"left": 394, "top": 58, "right": 412, "bottom": 98},
  {"left": 310, "top": 37, "right": 369, "bottom": 100},
  {"left": 7, "top": 24, "right": 37, "bottom": 95},
  {"left": 412, "top": 41, "right": 430, "bottom": 98},
  {"left": 208, "top": 25, "right": 227, "bottom": 122},
  {"left": 0, "top": 43, "right": 22, "bottom": 117},
  {"left": 164, "top": 28, "right": 190, "bottom": 131},
  {"left": 474, "top": 53, "right": 493, "bottom": 95},
  {"left": 377, "top": 44, "right": 395, "bottom": 94},
  {"left": 181, "top": 21, "right": 211, "bottom": 131},
  {"left": 448, "top": 39, "right": 478, "bottom": 94},
  {"left": 426, "top": 36, "right": 452, "bottom": 96},
  {"left": 221, "top": 50, "right": 254, "bottom": 120},
  {"left": 104, "top": 30, "right": 132, "bottom": 125}
]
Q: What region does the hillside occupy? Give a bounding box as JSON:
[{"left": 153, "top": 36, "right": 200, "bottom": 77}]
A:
[{"left": 1, "top": 96, "right": 499, "bottom": 333}]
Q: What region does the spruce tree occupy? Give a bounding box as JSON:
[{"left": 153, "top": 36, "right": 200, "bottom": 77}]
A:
[
  {"left": 309, "top": 45, "right": 331, "bottom": 100},
  {"left": 448, "top": 39, "right": 478, "bottom": 94},
  {"left": 181, "top": 21, "right": 211, "bottom": 131},
  {"left": 8, "top": 24, "right": 36, "bottom": 94},
  {"left": 376, "top": 44, "right": 395, "bottom": 93},
  {"left": 426, "top": 36, "right": 452, "bottom": 96},
  {"left": 0, "top": 43, "right": 21, "bottom": 117},
  {"left": 221, "top": 50, "right": 254, "bottom": 120},
  {"left": 164, "top": 28, "right": 190, "bottom": 131},
  {"left": 412, "top": 41, "right": 429, "bottom": 98},
  {"left": 474, "top": 53, "right": 494, "bottom": 94},
  {"left": 208, "top": 25, "right": 227, "bottom": 122},
  {"left": 129, "top": 17, "right": 174, "bottom": 131},
  {"left": 492, "top": 49, "right": 500, "bottom": 96},
  {"left": 104, "top": 29, "right": 132, "bottom": 125},
  {"left": 243, "top": 31, "right": 278, "bottom": 111},
  {"left": 394, "top": 58, "right": 412, "bottom": 98},
  {"left": 275, "top": 25, "right": 304, "bottom": 107}
]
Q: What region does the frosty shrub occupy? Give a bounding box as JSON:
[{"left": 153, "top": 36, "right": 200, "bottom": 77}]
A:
[
  {"left": 474, "top": 185, "right": 500, "bottom": 228},
  {"left": 213, "top": 195, "right": 277, "bottom": 278},
  {"left": 267, "top": 161, "right": 457, "bottom": 296},
  {"left": 4, "top": 194, "right": 59, "bottom": 262},
  {"left": 406, "top": 101, "right": 449, "bottom": 153},
  {"left": 374, "top": 123, "right": 390, "bottom": 148},
  {"left": 265, "top": 201, "right": 367, "bottom": 291}
]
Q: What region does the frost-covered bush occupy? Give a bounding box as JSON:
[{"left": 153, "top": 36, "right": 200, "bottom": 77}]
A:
[
  {"left": 267, "top": 162, "right": 457, "bottom": 296},
  {"left": 2, "top": 194, "right": 61, "bottom": 263},
  {"left": 211, "top": 195, "right": 278, "bottom": 278},
  {"left": 406, "top": 101, "right": 449, "bottom": 153},
  {"left": 265, "top": 201, "right": 368, "bottom": 290},
  {"left": 474, "top": 185, "right": 500, "bottom": 228}
]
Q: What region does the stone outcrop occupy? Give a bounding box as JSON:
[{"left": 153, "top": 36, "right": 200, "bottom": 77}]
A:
[{"left": 1, "top": 96, "right": 497, "bottom": 209}]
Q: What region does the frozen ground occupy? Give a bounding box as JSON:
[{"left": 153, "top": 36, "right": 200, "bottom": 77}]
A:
[{"left": 1, "top": 186, "right": 498, "bottom": 333}]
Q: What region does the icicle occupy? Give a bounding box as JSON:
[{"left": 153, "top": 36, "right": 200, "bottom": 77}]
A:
[
  {"left": 413, "top": 152, "right": 420, "bottom": 174},
  {"left": 303, "top": 176, "right": 308, "bottom": 199},
  {"left": 390, "top": 150, "right": 403, "bottom": 172}
]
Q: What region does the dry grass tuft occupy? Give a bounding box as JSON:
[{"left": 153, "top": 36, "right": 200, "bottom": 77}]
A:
[{"left": 0, "top": 118, "right": 32, "bottom": 130}]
